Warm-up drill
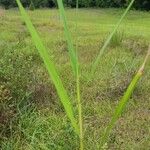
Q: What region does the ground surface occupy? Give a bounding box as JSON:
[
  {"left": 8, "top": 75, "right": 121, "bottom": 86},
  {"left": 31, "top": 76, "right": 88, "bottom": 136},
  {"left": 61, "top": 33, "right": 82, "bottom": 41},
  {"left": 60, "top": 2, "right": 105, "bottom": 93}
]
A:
[{"left": 0, "top": 8, "right": 150, "bottom": 150}]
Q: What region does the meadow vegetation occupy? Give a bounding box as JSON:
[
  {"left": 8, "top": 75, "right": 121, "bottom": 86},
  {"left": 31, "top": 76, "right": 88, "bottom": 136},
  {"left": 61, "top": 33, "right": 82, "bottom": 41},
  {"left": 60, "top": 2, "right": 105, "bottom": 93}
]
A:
[{"left": 0, "top": 7, "right": 150, "bottom": 149}]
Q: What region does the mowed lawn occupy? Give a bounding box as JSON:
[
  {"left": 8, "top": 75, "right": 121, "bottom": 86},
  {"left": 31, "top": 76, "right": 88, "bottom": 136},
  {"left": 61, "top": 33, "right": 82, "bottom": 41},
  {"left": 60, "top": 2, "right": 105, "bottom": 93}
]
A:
[{"left": 0, "top": 8, "right": 150, "bottom": 149}]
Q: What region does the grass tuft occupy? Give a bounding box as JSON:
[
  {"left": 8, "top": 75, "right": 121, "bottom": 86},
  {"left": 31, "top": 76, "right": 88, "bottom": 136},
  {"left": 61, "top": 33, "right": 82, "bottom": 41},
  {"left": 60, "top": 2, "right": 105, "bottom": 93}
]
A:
[{"left": 109, "top": 31, "right": 124, "bottom": 48}]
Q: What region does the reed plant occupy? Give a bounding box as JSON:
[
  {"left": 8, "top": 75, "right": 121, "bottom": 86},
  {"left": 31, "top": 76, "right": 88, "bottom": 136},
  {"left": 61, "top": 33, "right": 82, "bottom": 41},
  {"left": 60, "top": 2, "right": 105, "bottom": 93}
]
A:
[{"left": 16, "top": 0, "right": 150, "bottom": 149}]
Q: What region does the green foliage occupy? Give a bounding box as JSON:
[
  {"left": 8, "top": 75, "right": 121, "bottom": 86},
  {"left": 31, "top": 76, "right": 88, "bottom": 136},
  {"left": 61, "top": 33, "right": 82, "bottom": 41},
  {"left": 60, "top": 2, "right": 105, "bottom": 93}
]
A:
[{"left": 0, "top": 0, "right": 150, "bottom": 10}]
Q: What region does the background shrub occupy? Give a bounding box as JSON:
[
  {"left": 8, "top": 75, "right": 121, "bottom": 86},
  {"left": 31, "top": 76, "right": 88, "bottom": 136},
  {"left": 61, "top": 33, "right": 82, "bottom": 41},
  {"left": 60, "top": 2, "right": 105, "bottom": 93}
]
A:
[{"left": 0, "top": 0, "right": 149, "bottom": 10}]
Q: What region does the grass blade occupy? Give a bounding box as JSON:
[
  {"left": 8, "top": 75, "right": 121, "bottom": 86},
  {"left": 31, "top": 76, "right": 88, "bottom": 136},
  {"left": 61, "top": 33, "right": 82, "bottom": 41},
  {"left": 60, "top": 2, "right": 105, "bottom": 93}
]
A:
[
  {"left": 100, "top": 46, "right": 150, "bottom": 148},
  {"left": 16, "top": 0, "right": 79, "bottom": 135},
  {"left": 75, "top": 1, "right": 83, "bottom": 150},
  {"left": 57, "top": 0, "right": 78, "bottom": 75},
  {"left": 56, "top": 0, "right": 84, "bottom": 148},
  {"left": 76, "top": 67, "right": 83, "bottom": 150},
  {"left": 91, "top": 0, "right": 135, "bottom": 77}
]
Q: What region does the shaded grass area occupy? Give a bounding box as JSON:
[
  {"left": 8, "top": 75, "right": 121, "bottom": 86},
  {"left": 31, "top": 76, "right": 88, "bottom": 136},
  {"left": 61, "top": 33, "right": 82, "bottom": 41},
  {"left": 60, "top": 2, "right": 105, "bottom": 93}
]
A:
[{"left": 0, "top": 8, "right": 150, "bottom": 149}]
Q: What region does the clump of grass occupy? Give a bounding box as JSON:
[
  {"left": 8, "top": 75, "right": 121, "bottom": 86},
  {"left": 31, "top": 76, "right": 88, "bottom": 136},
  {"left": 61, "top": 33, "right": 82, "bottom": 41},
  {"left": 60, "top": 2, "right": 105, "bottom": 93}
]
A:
[{"left": 109, "top": 31, "right": 124, "bottom": 48}]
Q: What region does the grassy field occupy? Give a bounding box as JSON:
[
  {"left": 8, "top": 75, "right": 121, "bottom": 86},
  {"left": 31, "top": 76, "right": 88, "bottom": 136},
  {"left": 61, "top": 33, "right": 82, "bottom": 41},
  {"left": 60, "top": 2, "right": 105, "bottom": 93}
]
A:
[{"left": 0, "top": 8, "right": 150, "bottom": 149}]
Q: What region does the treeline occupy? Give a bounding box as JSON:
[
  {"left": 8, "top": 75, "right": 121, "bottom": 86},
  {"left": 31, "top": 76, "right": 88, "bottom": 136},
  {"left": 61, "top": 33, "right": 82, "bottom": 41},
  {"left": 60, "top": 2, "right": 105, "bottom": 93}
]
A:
[{"left": 0, "top": 0, "right": 150, "bottom": 10}]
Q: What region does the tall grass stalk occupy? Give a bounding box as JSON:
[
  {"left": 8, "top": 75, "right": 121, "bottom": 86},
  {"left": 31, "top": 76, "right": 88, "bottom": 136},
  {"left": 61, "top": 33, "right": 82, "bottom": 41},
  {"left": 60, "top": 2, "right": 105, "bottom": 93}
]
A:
[
  {"left": 16, "top": 0, "right": 79, "bottom": 135},
  {"left": 75, "top": 1, "right": 83, "bottom": 150},
  {"left": 57, "top": 0, "right": 78, "bottom": 75},
  {"left": 100, "top": 46, "right": 150, "bottom": 148},
  {"left": 76, "top": 68, "right": 83, "bottom": 150},
  {"left": 91, "top": 0, "right": 135, "bottom": 77},
  {"left": 57, "top": 0, "right": 83, "bottom": 149}
]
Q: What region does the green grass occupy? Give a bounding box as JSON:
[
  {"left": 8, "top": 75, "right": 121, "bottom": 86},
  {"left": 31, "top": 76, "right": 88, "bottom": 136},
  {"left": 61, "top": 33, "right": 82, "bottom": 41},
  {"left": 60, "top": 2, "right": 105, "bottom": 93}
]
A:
[{"left": 0, "top": 7, "right": 150, "bottom": 150}]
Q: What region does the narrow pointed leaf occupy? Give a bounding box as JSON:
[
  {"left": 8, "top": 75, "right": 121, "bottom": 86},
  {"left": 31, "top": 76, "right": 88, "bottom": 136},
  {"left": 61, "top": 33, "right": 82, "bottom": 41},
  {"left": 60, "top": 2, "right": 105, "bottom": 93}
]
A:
[
  {"left": 100, "top": 46, "right": 150, "bottom": 148},
  {"left": 75, "top": 1, "right": 84, "bottom": 149},
  {"left": 16, "top": 0, "right": 79, "bottom": 135},
  {"left": 57, "top": 0, "right": 78, "bottom": 75},
  {"left": 91, "top": 0, "right": 135, "bottom": 76}
]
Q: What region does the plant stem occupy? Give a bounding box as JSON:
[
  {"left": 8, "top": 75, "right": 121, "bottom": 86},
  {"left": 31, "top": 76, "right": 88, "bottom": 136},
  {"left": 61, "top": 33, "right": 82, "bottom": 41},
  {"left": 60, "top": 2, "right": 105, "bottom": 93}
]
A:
[
  {"left": 75, "top": 1, "right": 83, "bottom": 149},
  {"left": 76, "top": 70, "right": 84, "bottom": 150}
]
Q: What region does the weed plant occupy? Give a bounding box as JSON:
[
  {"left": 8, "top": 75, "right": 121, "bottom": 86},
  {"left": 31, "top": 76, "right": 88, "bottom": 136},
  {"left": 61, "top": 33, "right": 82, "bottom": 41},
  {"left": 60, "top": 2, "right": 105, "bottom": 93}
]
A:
[{"left": 14, "top": 0, "right": 150, "bottom": 149}]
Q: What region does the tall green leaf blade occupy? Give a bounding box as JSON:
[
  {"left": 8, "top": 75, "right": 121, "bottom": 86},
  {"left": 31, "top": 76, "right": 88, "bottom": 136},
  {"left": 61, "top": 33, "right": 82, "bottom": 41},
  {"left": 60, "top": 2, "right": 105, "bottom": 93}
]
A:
[
  {"left": 91, "top": 0, "right": 135, "bottom": 77},
  {"left": 100, "top": 73, "right": 141, "bottom": 148},
  {"left": 100, "top": 46, "right": 150, "bottom": 148},
  {"left": 16, "top": 0, "right": 79, "bottom": 135},
  {"left": 57, "top": 0, "right": 78, "bottom": 75}
]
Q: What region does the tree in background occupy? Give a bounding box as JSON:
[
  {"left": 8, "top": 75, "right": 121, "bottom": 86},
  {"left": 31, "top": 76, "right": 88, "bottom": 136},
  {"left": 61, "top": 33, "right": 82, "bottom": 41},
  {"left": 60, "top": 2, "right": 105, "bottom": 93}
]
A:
[
  {"left": 0, "top": 0, "right": 149, "bottom": 10},
  {"left": 33, "top": 0, "right": 56, "bottom": 8},
  {"left": 0, "top": 0, "right": 11, "bottom": 9},
  {"left": 134, "top": 0, "right": 150, "bottom": 10}
]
